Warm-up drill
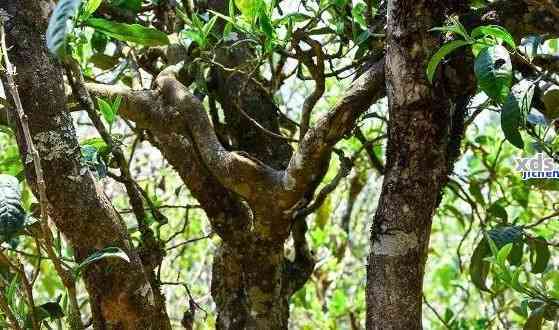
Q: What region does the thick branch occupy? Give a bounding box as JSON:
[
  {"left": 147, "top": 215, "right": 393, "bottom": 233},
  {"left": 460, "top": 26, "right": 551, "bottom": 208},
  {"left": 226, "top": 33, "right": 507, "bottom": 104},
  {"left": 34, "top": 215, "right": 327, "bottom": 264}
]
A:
[
  {"left": 280, "top": 60, "right": 385, "bottom": 208},
  {"left": 87, "top": 71, "right": 283, "bottom": 204}
]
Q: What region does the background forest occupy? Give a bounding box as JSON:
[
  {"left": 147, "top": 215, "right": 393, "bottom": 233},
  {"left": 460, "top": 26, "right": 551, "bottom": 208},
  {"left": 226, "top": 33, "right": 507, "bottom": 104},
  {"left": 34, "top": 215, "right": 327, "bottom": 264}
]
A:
[{"left": 0, "top": 0, "right": 559, "bottom": 329}]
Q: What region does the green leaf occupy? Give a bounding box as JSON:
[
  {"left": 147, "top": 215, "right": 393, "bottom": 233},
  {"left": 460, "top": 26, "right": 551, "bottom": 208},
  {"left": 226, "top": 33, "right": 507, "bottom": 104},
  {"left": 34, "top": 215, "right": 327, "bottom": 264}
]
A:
[
  {"left": 96, "top": 97, "right": 116, "bottom": 124},
  {"left": 273, "top": 13, "right": 312, "bottom": 26},
  {"left": 501, "top": 81, "right": 535, "bottom": 149},
  {"left": 427, "top": 40, "right": 470, "bottom": 83},
  {"left": 258, "top": 6, "right": 274, "bottom": 40},
  {"left": 80, "top": 137, "right": 110, "bottom": 157},
  {"left": 175, "top": 8, "right": 192, "bottom": 25},
  {"left": 470, "top": 238, "right": 491, "bottom": 291},
  {"left": 74, "top": 247, "right": 130, "bottom": 277},
  {"left": 203, "top": 16, "right": 219, "bottom": 38},
  {"left": 470, "top": 226, "right": 524, "bottom": 291},
  {"left": 85, "top": 18, "right": 170, "bottom": 46},
  {"left": 81, "top": 0, "right": 103, "bottom": 20},
  {"left": 509, "top": 241, "right": 524, "bottom": 266},
  {"left": 46, "top": 0, "right": 82, "bottom": 57},
  {"left": 469, "top": 181, "right": 485, "bottom": 205},
  {"left": 0, "top": 175, "right": 26, "bottom": 242},
  {"left": 112, "top": 95, "right": 122, "bottom": 114},
  {"left": 235, "top": 0, "right": 258, "bottom": 18},
  {"left": 496, "top": 243, "right": 513, "bottom": 266},
  {"left": 182, "top": 29, "right": 206, "bottom": 48},
  {"left": 488, "top": 202, "right": 508, "bottom": 221},
  {"left": 471, "top": 25, "right": 516, "bottom": 49},
  {"left": 474, "top": 45, "right": 513, "bottom": 104},
  {"left": 528, "top": 237, "right": 550, "bottom": 274}
]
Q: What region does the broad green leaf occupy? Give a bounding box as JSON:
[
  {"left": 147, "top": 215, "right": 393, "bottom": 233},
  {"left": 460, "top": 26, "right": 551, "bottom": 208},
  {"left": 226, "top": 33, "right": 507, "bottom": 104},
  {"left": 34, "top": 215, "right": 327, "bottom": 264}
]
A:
[
  {"left": 472, "top": 25, "right": 516, "bottom": 49},
  {"left": 427, "top": 40, "right": 470, "bottom": 83},
  {"left": 74, "top": 247, "right": 130, "bottom": 276},
  {"left": 46, "top": 0, "right": 82, "bottom": 57},
  {"left": 96, "top": 97, "right": 116, "bottom": 124},
  {"left": 501, "top": 81, "right": 535, "bottom": 149},
  {"left": 81, "top": 0, "right": 103, "bottom": 20},
  {"left": 0, "top": 175, "right": 26, "bottom": 242},
  {"left": 85, "top": 18, "right": 170, "bottom": 46},
  {"left": 509, "top": 241, "right": 524, "bottom": 266},
  {"left": 488, "top": 202, "right": 508, "bottom": 221},
  {"left": 470, "top": 238, "right": 491, "bottom": 291},
  {"left": 528, "top": 237, "right": 550, "bottom": 274},
  {"left": 470, "top": 226, "right": 524, "bottom": 291},
  {"left": 496, "top": 243, "right": 513, "bottom": 266},
  {"left": 474, "top": 45, "right": 513, "bottom": 104}
]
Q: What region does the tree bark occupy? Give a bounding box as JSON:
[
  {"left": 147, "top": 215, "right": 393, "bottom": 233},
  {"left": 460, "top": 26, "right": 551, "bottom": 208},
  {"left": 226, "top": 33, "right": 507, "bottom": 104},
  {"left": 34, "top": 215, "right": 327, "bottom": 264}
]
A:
[
  {"left": 366, "top": 0, "right": 467, "bottom": 328},
  {"left": 1, "top": 1, "right": 171, "bottom": 328}
]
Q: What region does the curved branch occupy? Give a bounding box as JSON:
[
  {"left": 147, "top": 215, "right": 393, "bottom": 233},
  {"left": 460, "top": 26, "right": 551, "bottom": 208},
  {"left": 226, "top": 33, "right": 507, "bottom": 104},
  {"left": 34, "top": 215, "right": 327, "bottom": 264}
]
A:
[
  {"left": 280, "top": 59, "right": 385, "bottom": 207},
  {"left": 86, "top": 71, "right": 283, "bottom": 203}
]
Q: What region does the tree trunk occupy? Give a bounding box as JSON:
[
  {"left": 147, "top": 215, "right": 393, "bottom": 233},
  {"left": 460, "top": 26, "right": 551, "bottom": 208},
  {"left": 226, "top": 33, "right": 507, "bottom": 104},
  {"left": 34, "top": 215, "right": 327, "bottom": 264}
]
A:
[
  {"left": 366, "top": 0, "right": 466, "bottom": 328},
  {"left": 2, "top": 1, "right": 171, "bottom": 328},
  {"left": 212, "top": 240, "right": 289, "bottom": 329}
]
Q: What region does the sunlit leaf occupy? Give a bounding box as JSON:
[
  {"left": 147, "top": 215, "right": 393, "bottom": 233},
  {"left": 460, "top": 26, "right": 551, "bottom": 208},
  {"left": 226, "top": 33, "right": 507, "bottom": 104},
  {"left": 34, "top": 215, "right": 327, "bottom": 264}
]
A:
[
  {"left": 474, "top": 45, "right": 513, "bottom": 104},
  {"left": 86, "top": 18, "right": 170, "bottom": 46},
  {"left": 427, "top": 40, "right": 470, "bottom": 83}
]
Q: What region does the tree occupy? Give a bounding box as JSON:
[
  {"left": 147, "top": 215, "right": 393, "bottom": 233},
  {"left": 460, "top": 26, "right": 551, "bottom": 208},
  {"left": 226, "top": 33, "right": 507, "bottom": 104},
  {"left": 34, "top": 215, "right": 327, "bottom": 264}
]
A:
[{"left": 0, "top": 0, "right": 559, "bottom": 329}]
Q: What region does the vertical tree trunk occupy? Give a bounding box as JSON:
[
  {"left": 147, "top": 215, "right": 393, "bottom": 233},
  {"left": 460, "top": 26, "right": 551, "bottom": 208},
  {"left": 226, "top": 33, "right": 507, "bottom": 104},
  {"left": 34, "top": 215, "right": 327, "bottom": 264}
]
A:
[
  {"left": 366, "top": 0, "right": 465, "bottom": 328},
  {"left": 2, "top": 1, "right": 171, "bottom": 328},
  {"left": 212, "top": 239, "right": 289, "bottom": 329}
]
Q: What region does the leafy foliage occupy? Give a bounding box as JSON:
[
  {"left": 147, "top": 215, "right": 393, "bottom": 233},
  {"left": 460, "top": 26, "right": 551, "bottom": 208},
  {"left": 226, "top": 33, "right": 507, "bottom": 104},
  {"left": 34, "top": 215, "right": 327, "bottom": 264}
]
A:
[
  {"left": 85, "top": 18, "right": 170, "bottom": 46},
  {"left": 0, "top": 175, "right": 25, "bottom": 242},
  {"left": 474, "top": 45, "right": 513, "bottom": 104},
  {"left": 46, "top": 0, "right": 82, "bottom": 57}
]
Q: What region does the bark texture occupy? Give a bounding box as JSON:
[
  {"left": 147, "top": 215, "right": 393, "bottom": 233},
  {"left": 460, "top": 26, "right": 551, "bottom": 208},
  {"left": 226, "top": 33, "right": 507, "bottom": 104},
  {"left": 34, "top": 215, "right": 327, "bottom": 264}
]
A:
[
  {"left": 366, "top": 0, "right": 467, "bottom": 329},
  {"left": 86, "top": 58, "right": 386, "bottom": 329},
  {"left": 1, "top": 1, "right": 171, "bottom": 329}
]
